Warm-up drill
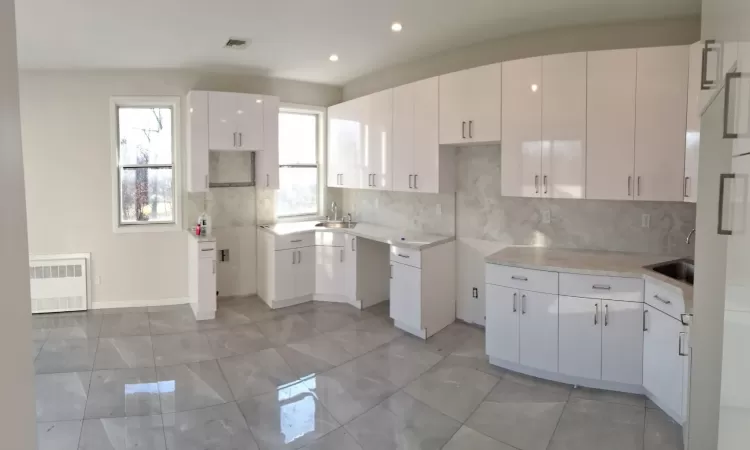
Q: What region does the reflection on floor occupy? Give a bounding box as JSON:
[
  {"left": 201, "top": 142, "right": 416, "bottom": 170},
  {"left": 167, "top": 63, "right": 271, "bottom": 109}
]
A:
[{"left": 32, "top": 297, "right": 683, "bottom": 450}]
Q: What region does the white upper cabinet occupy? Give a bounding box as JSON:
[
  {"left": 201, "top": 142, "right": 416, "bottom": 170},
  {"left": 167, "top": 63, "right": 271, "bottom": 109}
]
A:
[
  {"left": 634, "top": 46, "right": 690, "bottom": 202},
  {"left": 542, "top": 52, "right": 587, "bottom": 199},
  {"left": 187, "top": 91, "right": 209, "bottom": 193},
  {"left": 207, "top": 92, "right": 264, "bottom": 151},
  {"left": 729, "top": 41, "right": 750, "bottom": 157},
  {"left": 327, "top": 97, "right": 365, "bottom": 189},
  {"left": 393, "top": 77, "right": 454, "bottom": 194},
  {"left": 256, "top": 96, "right": 280, "bottom": 189},
  {"left": 501, "top": 57, "right": 542, "bottom": 198},
  {"left": 364, "top": 89, "right": 393, "bottom": 190},
  {"left": 439, "top": 63, "right": 502, "bottom": 145},
  {"left": 685, "top": 42, "right": 703, "bottom": 202},
  {"left": 586, "top": 49, "right": 638, "bottom": 201}
]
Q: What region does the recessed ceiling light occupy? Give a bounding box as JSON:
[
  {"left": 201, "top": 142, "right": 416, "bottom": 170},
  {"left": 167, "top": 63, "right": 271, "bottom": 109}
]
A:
[
  {"left": 391, "top": 22, "right": 403, "bottom": 32},
  {"left": 256, "top": 99, "right": 263, "bottom": 104},
  {"left": 531, "top": 84, "right": 539, "bottom": 92},
  {"left": 329, "top": 54, "right": 339, "bottom": 62}
]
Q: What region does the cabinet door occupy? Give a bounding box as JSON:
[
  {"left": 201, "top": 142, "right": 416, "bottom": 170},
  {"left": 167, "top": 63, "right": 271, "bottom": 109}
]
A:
[
  {"left": 501, "top": 57, "right": 542, "bottom": 198},
  {"left": 601, "top": 300, "right": 644, "bottom": 385},
  {"left": 439, "top": 69, "right": 471, "bottom": 145},
  {"left": 643, "top": 306, "right": 684, "bottom": 418},
  {"left": 236, "top": 94, "right": 265, "bottom": 151},
  {"left": 345, "top": 97, "right": 367, "bottom": 189},
  {"left": 256, "top": 96, "right": 279, "bottom": 189},
  {"left": 730, "top": 41, "right": 750, "bottom": 157},
  {"left": 316, "top": 246, "right": 346, "bottom": 296},
  {"left": 366, "top": 89, "right": 393, "bottom": 191},
  {"left": 198, "top": 257, "right": 217, "bottom": 308},
  {"left": 413, "top": 77, "right": 440, "bottom": 193},
  {"left": 542, "top": 52, "right": 587, "bottom": 199},
  {"left": 389, "top": 262, "right": 422, "bottom": 330},
  {"left": 558, "top": 296, "right": 601, "bottom": 380},
  {"left": 684, "top": 43, "right": 702, "bottom": 203},
  {"left": 208, "top": 91, "right": 240, "bottom": 151},
  {"left": 586, "top": 49, "right": 637, "bottom": 200},
  {"left": 295, "top": 247, "right": 316, "bottom": 298},
  {"left": 392, "top": 83, "right": 415, "bottom": 192},
  {"left": 274, "top": 249, "right": 296, "bottom": 301},
  {"left": 519, "top": 290, "right": 558, "bottom": 372},
  {"left": 187, "top": 91, "right": 209, "bottom": 193},
  {"left": 485, "top": 284, "right": 519, "bottom": 363},
  {"left": 327, "top": 102, "right": 346, "bottom": 187},
  {"left": 345, "top": 235, "right": 357, "bottom": 302},
  {"left": 467, "top": 63, "right": 503, "bottom": 143},
  {"left": 634, "top": 46, "right": 690, "bottom": 202}
]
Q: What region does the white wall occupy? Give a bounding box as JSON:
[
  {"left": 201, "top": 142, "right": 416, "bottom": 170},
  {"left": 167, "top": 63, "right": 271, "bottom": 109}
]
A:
[
  {"left": 0, "top": 0, "right": 38, "bottom": 447},
  {"left": 343, "top": 17, "right": 700, "bottom": 99},
  {"left": 20, "top": 70, "right": 341, "bottom": 306}
]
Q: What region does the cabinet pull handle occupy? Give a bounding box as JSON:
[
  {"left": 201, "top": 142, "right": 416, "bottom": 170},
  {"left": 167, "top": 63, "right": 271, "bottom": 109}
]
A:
[
  {"left": 627, "top": 176, "right": 632, "bottom": 197},
  {"left": 292, "top": 251, "right": 296, "bottom": 265},
  {"left": 543, "top": 175, "right": 548, "bottom": 194},
  {"left": 723, "top": 72, "right": 749, "bottom": 139},
  {"left": 414, "top": 174, "right": 418, "bottom": 190},
  {"left": 637, "top": 176, "right": 641, "bottom": 197},
  {"left": 233, "top": 132, "right": 237, "bottom": 147},
  {"left": 535, "top": 175, "right": 539, "bottom": 193},
  {"left": 267, "top": 174, "right": 270, "bottom": 187},
  {"left": 512, "top": 292, "right": 517, "bottom": 312},
  {"left": 462, "top": 121, "right": 466, "bottom": 139},
  {"left": 701, "top": 40, "right": 718, "bottom": 90},
  {"left": 409, "top": 174, "right": 413, "bottom": 189},
  {"left": 684, "top": 176, "right": 690, "bottom": 198},
  {"left": 681, "top": 313, "right": 692, "bottom": 326},
  {"left": 290, "top": 239, "right": 302, "bottom": 243},
  {"left": 397, "top": 254, "right": 410, "bottom": 259},
  {"left": 201, "top": 248, "right": 215, "bottom": 252},
  {"left": 678, "top": 332, "right": 688, "bottom": 356},
  {"left": 653, "top": 294, "right": 672, "bottom": 305},
  {"left": 390, "top": 264, "right": 393, "bottom": 279},
  {"left": 351, "top": 238, "right": 356, "bottom": 252},
  {"left": 238, "top": 132, "right": 242, "bottom": 147},
  {"left": 298, "top": 250, "right": 302, "bottom": 264},
  {"left": 511, "top": 275, "right": 528, "bottom": 281},
  {"left": 643, "top": 309, "right": 649, "bottom": 331},
  {"left": 594, "top": 303, "right": 598, "bottom": 325},
  {"left": 521, "top": 294, "right": 526, "bottom": 315},
  {"left": 604, "top": 304, "right": 609, "bottom": 326},
  {"left": 592, "top": 284, "right": 611, "bottom": 290},
  {"left": 468, "top": 120, "right": 473, "bottom": 139},
  {"left": 340, "top": 249, "right": 344, "bottom": 262}
]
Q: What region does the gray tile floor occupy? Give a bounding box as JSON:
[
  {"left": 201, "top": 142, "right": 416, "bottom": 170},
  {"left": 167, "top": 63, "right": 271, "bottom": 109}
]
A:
[{"left": 33, "top": 297, "right": 683, "bottom": 450}]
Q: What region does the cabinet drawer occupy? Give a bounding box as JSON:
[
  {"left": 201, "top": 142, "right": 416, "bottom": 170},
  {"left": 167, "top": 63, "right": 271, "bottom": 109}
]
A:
[
  {"left": 315, "top": 231, "right": 346, "bottom": 247},
  {"left": 645, "top": 280, "right": 685, "bottom": 321},
  {"left": 198, "top": 242, "right": 216, "bottom": 259},
  {"left": 274, "top": 233, "right": 315, "bottom": 251},
  {"left": 390, "top": 246, "right": 421, "bottom": 268},
  {"left": 485, "top": 264, "right": 558, "bottom": 294},
  {"left": 560, "top": 273, "right": 643, "bottom": 302}
]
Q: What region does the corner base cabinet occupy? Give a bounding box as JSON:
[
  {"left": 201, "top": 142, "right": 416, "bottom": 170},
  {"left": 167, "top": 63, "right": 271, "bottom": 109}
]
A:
[
  {"left": 187, "top": 235, "right": 217, "bottom": 320},
  {"left": 389, "top": 242, "right": 456, "bottom": 339}
]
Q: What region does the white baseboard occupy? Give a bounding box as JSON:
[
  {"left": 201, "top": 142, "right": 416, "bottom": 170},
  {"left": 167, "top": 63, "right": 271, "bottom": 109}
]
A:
[
  {"left": 91, "top": 297, "right": 189, "bottom": 310},
  {"left": 489, "top": 357, "right": 645, "bottom": 395},
  {"left": 313, "top": 294, "right": 362, "bottom": 309},
  {"left": 268, "top": 295, "right": 314, "bottom": 309}
]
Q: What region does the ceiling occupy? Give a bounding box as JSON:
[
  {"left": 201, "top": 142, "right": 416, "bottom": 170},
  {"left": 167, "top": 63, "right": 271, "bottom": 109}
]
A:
[{"left": 15, "top": 0, "right": 700, "bottom": 85}]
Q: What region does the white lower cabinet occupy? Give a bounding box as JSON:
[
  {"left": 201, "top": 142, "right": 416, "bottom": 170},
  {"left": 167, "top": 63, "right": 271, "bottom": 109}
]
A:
[
  {"left": 601, "top": 299, "right": 644, "bottom": 385},
  {"left": 644, "top": 305, "right": 688, "bottom": 422},
  {"left": 519, "top": 290, "right": 559, "bottom": 372},
  {"left": 486, "top": 284, "right": 519, "bottom": 363},
  {"left": 344, "top": 235, "right": 357, "bottom": 302},
  {"left": 315, "top": 245, "right": 346, "bottom": 297},
  {"left": 295, "top": 246, "right": 315, "bottom": 298},
  {"left": 390, "top": 261, "right": 422, "bottom": 331},
  {"left": 274, "top": 246, "right": 315, "bottom": 301},
  {"left": 559, "top": 296, "right": 602, "bottom": 379},
  {"left": 188, "top": 237, "right": 217, "bottom": 320}
]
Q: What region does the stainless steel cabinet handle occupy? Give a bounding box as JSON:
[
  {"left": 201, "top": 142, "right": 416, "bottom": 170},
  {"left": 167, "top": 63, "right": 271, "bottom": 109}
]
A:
[
  {"left": 521, "top": 294, "right": 526, "bottom": 315},
  {"left": 604, "top": 304, "right": 609, "bottom": 326},
  {"left": 462, "top": 121, "right": 466, "bottom": 139},
  {"left": 628, "top": 176, "right": 632, "bottom": 196},
  {"left": 543, "top": 175, "right": 548, "bottom": 194},
  {"left": 701, "top": 40, "right": 718, "bottom": 90},
  {"left": 637, "top": 176, "right": 641, "bottom": 197},
  {"left": 414, "top": 174, "right": 418, "bottom": 190},
  {"left": 679, "top": 332, "right": 688, "bottom": 356},
  {"left": 397, "top": 254, "right": 410, "bottom": 259},
  {"left": 340, "top": 249, "right": 344, "bottom": 262},
  {"left": 233, "top": 132, "right": 237, "bottom": 147},
  {"left": 469, "top": 120, "right": 473, "bottom": 139},
  {"left": 535, "top": 175, "right": 539, "bottom": 194},
  {"left": 238, "top": 132, "right": 243, "bottom": 147},
  {"left": 592, "top": 284, "right": 611, "bottom": 290},
  {"left": 290, "top": 239, "right": 302, "bottom": 243},
  {"left": 511, "top": 275, "right": 528, "bottom": 281},
  {"left": 512, "top": 292, "right": 517, "bottom": 312},
  {"left": 351, "top": 238, "right": 356, "bottom": 252},
  {"left": 298, "top": 250, "right": 302, "bottom": 263},
  {"left": 684, "top": 176, "right": 690, "bottom": 198},
  {"left": 292, "top": 251, "right": 296, "bottom": 265},
  {"left": 718, "top": 173, "right": 735, "bottom": 235},
  {"left": 266, "top": 174, "right": 270, "bottom": 187},
  {"left": 643, "top": 309, "right": 649, "bottom": 331},
  {"left": 653, "top": 294, "right": 672, "bottom": 305},
  {"left": 201, "top": 248, "right": 215, "bottom": 252},
  {"left": 594, "top": 303, "right": 599, "bottom": 325},
  {"left": 723, "top": 72, "right": 748, "bottom": 139},
  {"left": 409, "top": 174, "right": 413, "bottom": 189}
]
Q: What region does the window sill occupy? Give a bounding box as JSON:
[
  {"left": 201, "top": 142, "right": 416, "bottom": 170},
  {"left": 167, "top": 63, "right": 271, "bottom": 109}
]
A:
[
  {"left": 275, "top": 214, "right": 325, "bottom": 224},
  {"left": 113, "top": 222, "right": 182, "bottom": 234}
]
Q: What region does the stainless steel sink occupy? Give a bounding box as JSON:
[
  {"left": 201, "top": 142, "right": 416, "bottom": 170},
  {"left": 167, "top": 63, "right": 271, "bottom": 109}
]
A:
[
  {"left": 646, "top": 259, "right": 695, "bottom": 285},
  {"left": 315, "top": 221, "right": 358, "bottom": 229}
]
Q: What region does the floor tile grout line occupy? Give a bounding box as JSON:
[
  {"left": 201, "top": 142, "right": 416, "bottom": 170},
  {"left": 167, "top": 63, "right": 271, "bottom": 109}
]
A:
[
  {"left": 146, "top": 310, "right": 169, "bottom": 450},
  {"left": 543, "top": 385, "right": 574, "bottom": 450}
]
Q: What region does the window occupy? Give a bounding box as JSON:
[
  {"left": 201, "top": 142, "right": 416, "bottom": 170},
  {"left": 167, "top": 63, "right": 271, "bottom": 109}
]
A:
[
  {"left": 276, "top": 106, "right": 324, "bottom": 218},
  {"left": 111, "top": 97, "right": 180, "bottom": 232}
]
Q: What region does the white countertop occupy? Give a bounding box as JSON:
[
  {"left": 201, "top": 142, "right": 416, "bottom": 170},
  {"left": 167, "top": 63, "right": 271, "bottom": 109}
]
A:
[
  {"left": 258, "top": 221, "right": 454, "bottom": 250},
  {"left": 486, "top": 246, "right": 693, "bottom": 310},
  {"left": 186, "top": 230, "right": 217, "bottom": 243}
]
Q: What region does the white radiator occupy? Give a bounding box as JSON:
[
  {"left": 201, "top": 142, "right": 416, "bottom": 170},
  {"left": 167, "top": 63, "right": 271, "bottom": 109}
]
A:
[{"left": 29, "top": 254, "right": 91, "bottom": 314}]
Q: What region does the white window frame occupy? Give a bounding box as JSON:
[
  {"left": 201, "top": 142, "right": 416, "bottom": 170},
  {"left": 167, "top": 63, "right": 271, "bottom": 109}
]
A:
[
  {"left": 276, "top": 103, "right": 327, "bottom": 220},
  {"left": 110, "top": 96, "right": 182, "bottom": 233}
]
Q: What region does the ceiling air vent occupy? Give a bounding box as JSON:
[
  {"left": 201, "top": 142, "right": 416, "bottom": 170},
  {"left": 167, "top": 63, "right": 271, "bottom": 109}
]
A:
[{"left": 224, "top": 38, "right": 249, "bottom": 50}]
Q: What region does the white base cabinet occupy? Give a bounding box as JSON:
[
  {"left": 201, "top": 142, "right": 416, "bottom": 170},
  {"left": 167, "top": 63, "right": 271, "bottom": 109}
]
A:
[
  {"left": 485, "top": 284, "right": 520, "bottom": 363},
  {"left": 389, "top": 242, "right": 456, "bottom": 339},
  {"left": 559, "top": 296, "right": 602, "bottom": 380},
  {"left": 257, "top": 230, "right": 315, "bottom": 308},
  {"left": 188, "top": 236, "right": 217, "bottom": 320}
]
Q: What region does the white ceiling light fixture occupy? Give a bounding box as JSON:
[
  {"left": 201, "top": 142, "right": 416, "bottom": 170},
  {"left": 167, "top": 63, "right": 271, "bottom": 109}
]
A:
[
  {"left": 531, "top": 84, "right": 539, "bottom": 92},
  {"left": 391, "top": 22, "right": 403, "bottom": 32},
  {"left": 329, "top": 54, "right": 339, "bottom": 62}
]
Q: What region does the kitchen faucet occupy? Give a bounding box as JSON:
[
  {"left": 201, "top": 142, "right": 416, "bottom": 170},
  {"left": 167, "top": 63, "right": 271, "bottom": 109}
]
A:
[
  {"left": 331, "top": 201, "right": 338, "bottom": 221},
  {"left": 686, "top": 229, "right": 695, "bottom": 244}
]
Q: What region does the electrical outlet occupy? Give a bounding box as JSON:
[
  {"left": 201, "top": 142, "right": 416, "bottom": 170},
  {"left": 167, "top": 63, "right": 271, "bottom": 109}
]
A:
[
  {"left": 220, "top": 249, "right": 230, "bottom": 262},
  {"left": 436, "top": 204, "right": 442, "bottom": 216},
  {"left": 542, "top": 209, "right": 551, "bottom": 224},
  {"left": 642, "top": 214, "right": 651, "bottom": 228}
]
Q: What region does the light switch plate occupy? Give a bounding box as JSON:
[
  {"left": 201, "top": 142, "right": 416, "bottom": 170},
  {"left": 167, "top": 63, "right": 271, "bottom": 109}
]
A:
[{"left": 642, "top": 214, "right": 651, "bottom": 228}]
